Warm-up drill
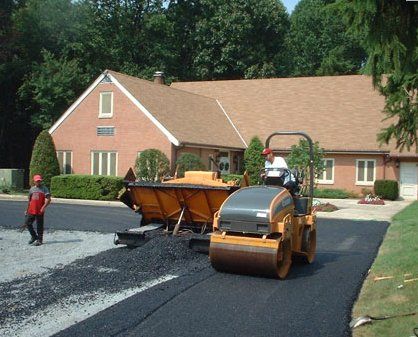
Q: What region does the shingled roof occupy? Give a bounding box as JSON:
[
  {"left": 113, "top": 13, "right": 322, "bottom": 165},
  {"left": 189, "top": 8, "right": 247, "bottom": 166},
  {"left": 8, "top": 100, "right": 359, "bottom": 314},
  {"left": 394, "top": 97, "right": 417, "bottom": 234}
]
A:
[
  {"left": 108, "top": 70, "right": 246, "bottom": 149},
  {"left": 172, "top": 75, "right": 404, "bottom": 154}
]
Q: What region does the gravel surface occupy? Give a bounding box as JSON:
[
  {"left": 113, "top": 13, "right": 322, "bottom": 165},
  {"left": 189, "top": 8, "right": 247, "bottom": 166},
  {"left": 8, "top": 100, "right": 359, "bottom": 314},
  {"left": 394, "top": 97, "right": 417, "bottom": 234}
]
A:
[{"left": 0, "top": 230, "right": 209, "bottom": 337}]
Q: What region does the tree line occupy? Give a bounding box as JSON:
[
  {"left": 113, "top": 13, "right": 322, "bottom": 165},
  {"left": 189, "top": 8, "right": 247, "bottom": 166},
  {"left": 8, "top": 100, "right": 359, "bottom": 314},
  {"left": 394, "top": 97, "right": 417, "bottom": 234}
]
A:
[{"left": 0, "top": 0, "right": 416, "bottom": 177}]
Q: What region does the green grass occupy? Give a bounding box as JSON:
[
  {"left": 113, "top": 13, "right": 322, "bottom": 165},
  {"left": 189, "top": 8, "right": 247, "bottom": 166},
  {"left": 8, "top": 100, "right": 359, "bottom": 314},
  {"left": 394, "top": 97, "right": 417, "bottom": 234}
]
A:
[
  {"left": 313, "top": 188, "right": 355, "bottom": 199},
  {"left": 352, "top": 201, "right": 418, "bottom": 337}
]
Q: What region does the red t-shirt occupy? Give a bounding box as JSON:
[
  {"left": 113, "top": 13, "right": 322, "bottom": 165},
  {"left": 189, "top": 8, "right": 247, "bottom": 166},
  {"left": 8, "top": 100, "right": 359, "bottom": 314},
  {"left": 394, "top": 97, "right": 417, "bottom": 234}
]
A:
[{"left": 28, "top": 186, "right": 50, "bottom": 215}]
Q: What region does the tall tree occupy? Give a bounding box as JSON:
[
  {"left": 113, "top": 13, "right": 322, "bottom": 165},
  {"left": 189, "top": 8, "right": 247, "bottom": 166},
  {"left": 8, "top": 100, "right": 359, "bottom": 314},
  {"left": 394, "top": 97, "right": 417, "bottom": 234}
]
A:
[
  {"left": 166, "top": 0, "right": 204, "bottom": 80},
  {"left": 77, "top": 0, "right": 176, "bottom": 80},
  {"left": 192, "top": 0, "right": 290, "bottom": 80},
  {"left": 340, "top": 1, "right": 418, "bottom": 152},
  {"left": 287, "top": 0, "right": 366, "bottom": 76},
  {"left": 18, "top": 50, "right": 90, "bottom": 129},
  {"left": 0, "top": 0, "right": 34, "bottom": 170}
]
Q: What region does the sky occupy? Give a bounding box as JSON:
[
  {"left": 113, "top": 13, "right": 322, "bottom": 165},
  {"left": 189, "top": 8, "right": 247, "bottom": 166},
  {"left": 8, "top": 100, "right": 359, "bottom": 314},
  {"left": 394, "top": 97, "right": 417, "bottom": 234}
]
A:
[{"left": 282, "top": 0, "right": 299, "bottom": 13}]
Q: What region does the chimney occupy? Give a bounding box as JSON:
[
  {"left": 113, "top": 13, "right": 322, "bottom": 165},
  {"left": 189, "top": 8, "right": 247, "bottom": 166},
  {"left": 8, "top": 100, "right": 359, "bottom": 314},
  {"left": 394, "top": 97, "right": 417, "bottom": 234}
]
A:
[{"left": 153, "top": 71, "right": 165, "bottom": 85}]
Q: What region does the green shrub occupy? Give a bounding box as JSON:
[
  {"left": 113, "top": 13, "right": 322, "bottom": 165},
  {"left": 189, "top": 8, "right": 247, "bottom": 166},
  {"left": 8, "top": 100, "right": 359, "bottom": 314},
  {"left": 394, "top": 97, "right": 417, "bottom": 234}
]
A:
[
  {"left": 135, "top": 149, "right": 170, "bottom": 181},
  {"left": 244, "top": 136, "right": 264, "bottom": 185},
  {"left": 51, "top": 175, "right": 123, "bottom": 201},
  {"left": 313, "top": 188, "right": 350, "bottom": 199},
  {"left": 221, "top": 174, "right": 243, "bottom": 184},
  {"left": 374, "top": 180, "right": 399, "bottom": 200},
  {"left": 175, "top": 153, "right": 206, "bottom": 177},
  {"left": 29, "top": 130, "right": 60, "bottom": 188}
]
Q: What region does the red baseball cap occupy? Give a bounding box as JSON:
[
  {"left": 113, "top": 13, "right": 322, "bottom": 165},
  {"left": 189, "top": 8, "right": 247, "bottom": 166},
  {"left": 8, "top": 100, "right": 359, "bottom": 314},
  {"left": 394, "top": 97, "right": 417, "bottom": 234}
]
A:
[
  {"left": 33, "top": 174, "right": 43, "bottom": 182},
  {"left": 261, "top": 148, "right": 272, "bottom": 155}
]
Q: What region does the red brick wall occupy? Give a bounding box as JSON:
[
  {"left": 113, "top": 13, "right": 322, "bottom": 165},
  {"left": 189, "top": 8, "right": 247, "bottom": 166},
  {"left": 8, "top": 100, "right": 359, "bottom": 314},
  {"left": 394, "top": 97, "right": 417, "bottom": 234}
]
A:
[
  {"left": 51, "top": 82, "right": 172, "bottom": 176},
  {"left": 317, "top": 154, "right": 399, "bottom": 195}
]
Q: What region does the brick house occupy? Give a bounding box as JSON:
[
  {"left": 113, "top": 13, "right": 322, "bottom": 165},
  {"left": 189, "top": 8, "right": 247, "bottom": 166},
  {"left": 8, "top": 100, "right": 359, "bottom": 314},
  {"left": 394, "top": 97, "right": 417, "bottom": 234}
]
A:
[{"left": 50, "top": 70, "right": 418, "bottom": 199}]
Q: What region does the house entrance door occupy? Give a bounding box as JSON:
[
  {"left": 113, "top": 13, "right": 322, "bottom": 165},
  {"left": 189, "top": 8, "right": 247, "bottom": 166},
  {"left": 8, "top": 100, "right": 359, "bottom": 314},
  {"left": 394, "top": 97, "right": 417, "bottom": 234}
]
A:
[
  {"left": 218, "top": 151, "right": 230, "bottom": 174},
  {"left": 400, "top": 162, "right": 417, "bottom": 199}
]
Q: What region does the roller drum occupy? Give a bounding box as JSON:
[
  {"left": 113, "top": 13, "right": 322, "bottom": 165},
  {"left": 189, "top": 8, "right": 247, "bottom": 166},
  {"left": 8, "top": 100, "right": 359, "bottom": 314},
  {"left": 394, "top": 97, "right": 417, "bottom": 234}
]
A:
[
  {"left": 210, "top": 243, "right": 279, "bottom": 277},
  {"left": 209, "top": 233, "right": 291, "bottom": 278}
]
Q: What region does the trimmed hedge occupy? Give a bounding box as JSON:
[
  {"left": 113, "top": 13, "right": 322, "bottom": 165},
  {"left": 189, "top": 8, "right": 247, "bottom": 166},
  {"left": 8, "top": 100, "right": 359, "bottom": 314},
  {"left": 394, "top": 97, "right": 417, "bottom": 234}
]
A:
[
  {"left": 51, "top": 175, "right": 124, "bottom": 201},
  {"left": 313, "top": 188, "right": 351, "bottom": 199},
  {"left": 374, "top": 180, "right": 399, "bottom": 200}
]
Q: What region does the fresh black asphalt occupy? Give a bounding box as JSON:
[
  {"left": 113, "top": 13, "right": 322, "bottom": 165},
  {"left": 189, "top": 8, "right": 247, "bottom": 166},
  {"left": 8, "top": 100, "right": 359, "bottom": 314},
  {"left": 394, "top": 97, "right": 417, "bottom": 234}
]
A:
[{"left": 0, "top": 200, "right": 389, "bottom": 337}]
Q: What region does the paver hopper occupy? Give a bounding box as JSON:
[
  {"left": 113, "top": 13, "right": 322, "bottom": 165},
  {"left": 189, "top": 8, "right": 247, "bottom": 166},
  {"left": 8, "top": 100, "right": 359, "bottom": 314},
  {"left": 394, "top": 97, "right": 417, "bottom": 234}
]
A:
[
  {"left": 116, "top": 170, "right": 244, "bottom": 246},
  {"left": 209, "top": 131, "right": 317, "bottom": 279}
]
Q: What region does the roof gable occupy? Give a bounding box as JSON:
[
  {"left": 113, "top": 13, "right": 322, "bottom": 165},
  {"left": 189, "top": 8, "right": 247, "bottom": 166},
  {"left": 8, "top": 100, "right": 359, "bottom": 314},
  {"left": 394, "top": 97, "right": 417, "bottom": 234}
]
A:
[
  {"left": 107, "top": 70, "right": 246, "bottom": 149},
  {"left": 50, "top": 70, "right": 246, "bottom": 149}
]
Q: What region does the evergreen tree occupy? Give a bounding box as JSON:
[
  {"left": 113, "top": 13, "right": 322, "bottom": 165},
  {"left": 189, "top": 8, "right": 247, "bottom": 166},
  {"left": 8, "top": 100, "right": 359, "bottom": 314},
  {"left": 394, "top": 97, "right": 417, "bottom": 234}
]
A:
[
  {"left": 29, "top": 130, "right": 60, "bottom": 188},
  {"left": 340, "top": 0, "right": 418, "bottom": 152},
  {"left": 244, "top": 136, "right": 265, "bottom": 185}
]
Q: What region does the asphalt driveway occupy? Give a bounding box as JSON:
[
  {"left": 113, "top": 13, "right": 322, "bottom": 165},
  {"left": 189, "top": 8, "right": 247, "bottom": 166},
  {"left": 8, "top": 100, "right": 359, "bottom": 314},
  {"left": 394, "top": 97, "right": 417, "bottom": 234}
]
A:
[{"left": 0, "top": 196, "right": 411, "bottom": 337}]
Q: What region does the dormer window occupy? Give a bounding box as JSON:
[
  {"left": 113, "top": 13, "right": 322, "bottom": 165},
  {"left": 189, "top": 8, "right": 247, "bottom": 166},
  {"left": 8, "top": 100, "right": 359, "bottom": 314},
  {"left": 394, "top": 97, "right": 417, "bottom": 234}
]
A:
[{"left": 99, "top": 92, "right": 113, "bottom": 118}]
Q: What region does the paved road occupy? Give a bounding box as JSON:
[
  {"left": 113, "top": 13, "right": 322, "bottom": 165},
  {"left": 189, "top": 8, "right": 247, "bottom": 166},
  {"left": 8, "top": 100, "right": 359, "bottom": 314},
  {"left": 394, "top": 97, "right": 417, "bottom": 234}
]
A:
[
  {"left": 0, "top": 200, "right": 389, "bottom": 337},
  {"left": 0, "top": 200, "right": 139, "bottom": 233}
]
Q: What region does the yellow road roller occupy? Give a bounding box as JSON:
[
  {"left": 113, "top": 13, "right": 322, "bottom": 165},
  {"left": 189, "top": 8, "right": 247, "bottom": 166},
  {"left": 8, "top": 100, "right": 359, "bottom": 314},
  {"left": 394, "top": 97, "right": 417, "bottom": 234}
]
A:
[{"left": 209, "top": 131, "right": 317, "bottom": 279}]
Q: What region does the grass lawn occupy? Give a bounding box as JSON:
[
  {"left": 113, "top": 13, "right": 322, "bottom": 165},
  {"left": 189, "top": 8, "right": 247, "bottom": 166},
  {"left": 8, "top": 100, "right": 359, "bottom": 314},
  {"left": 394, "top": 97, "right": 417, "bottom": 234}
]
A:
[{"left": 352, "top": 201, "right": 418, "bottom": 337}]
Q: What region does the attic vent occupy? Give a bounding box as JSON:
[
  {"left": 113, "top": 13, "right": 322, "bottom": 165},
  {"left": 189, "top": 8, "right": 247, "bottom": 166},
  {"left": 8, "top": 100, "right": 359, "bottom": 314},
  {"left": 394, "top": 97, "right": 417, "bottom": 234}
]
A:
[
  {"left": 101, "top": 75, "right": 112, "bottom": 83},
  {"left": 97, "top": 126, "right": 115, "bottom": 136}
]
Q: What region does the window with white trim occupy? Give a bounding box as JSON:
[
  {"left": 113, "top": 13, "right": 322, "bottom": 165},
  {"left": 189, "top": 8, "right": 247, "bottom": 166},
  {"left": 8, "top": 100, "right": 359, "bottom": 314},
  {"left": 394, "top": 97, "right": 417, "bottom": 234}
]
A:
[
  {"left": 99, "top": 92, "right": 113, "bottom": 118},
  {"left": 356, "top": 159, "right": 376, "bottom": 185},
  {"left": 91, "top": 151, "right": 117, "bottom": 176},
  {"left": 318, "top": 158, "right": 334, "bottom": 184},
  {"left": 57, "top": 151, "right": 72, "bottom": 174}
]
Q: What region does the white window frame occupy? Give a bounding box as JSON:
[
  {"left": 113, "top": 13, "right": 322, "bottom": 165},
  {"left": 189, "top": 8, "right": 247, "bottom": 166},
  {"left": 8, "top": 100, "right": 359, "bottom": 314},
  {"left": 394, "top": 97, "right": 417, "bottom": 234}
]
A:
[
  {"left": 97, "top": 126, "right": 115, "bottom": 136},
  {"left": 99, "top": 92, "right": 113, "bottom": 118},
  {"left": 91, "top": 151, "right": 118, "bottom": 176},
  {"left": 317, "top": 158, "right": 335, "bottom": 184},
  {"left": 356, "top": 159, "right": 376, "bottom": 185},
  {"left": 57, "top": 151, "right": 73, "bottom": 174}
]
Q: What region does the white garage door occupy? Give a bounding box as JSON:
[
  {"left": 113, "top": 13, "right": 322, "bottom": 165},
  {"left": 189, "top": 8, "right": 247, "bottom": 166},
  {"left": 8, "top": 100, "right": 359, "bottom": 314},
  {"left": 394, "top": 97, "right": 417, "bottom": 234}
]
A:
[{"left": 400, "top": 162, "right": 417, "bottom": 199}]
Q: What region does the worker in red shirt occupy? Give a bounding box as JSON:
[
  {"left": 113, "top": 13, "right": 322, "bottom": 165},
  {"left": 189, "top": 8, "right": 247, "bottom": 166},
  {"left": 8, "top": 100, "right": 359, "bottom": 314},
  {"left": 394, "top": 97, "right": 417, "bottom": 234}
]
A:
[{"left": 25, "top": 174, "right": 51, "bottom": 246}]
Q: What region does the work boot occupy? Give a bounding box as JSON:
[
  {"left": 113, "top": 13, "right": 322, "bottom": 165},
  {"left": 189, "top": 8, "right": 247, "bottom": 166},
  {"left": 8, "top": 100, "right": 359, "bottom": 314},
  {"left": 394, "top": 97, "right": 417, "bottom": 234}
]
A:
[
  {"left": 33, "top": 240, "right": 43, "bottom": 246},
  {"left": 28, "top": 237, "right": 37, "bottom": 245}
]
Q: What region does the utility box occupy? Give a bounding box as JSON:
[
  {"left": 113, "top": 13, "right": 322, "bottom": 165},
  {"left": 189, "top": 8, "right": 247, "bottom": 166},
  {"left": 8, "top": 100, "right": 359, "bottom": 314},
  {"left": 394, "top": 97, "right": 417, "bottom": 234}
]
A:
[{"left": 0, "top": 169, "right": 25, "bottom": 190}]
